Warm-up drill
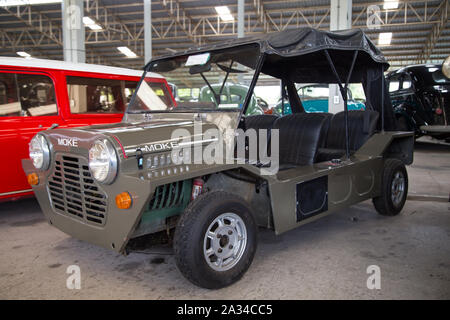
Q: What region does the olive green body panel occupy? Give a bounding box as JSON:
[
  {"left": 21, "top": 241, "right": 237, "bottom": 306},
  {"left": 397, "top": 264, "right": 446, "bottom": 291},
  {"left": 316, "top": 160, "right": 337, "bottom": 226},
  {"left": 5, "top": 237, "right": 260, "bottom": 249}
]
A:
[
  {"left": 266, "top": 156, "right": 383, "bottom": 234},
  {"left": 355, "top": 131, "right": 415, "bottom": 165},
  {"left": 203, "top": 172, "right": 272, "bottom": 228},
  {"left": 255, "top": 131, "right": 414, "bottom": 234}
]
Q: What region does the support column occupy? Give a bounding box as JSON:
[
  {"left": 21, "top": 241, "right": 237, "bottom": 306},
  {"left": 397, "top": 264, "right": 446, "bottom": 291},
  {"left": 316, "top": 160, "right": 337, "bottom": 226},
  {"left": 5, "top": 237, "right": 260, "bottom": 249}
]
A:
[
  {"left": 237, "top": 0, "right": 245, "bottom": 38},
  {"left": 330, "top": 0, "right": 352, "bottom": 31},
  {"left": 62, "top": 0, "right": 85, "bottom": 63},
  {"left": 237, "top": 0, "right": 245, "bottom": 83},
  {"left": 144, "top": 0, "right": 152, "bottom": 64},
  {"left": 329, "top": 0, "right": 352, "bottom": 113}
]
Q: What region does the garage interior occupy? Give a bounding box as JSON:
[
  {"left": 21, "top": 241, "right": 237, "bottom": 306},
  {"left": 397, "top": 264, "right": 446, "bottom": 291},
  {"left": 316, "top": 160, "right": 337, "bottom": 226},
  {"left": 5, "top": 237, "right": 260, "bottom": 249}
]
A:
[{"left": 1, "top": 0, "right": 449, "bottom": 299}]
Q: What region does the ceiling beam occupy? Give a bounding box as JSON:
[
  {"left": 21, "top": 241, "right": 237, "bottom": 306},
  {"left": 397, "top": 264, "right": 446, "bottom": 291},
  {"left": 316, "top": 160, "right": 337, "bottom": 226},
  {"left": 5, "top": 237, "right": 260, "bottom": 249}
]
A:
[{"left": 417, "top": 0, "right": 449, "bottom": 63}]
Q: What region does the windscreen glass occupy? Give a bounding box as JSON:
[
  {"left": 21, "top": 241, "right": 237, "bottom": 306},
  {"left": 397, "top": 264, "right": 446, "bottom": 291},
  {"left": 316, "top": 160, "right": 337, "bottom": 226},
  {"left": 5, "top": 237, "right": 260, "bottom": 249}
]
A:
[{"left": 127, "top": 44, "right": 260, "bottom": 113}]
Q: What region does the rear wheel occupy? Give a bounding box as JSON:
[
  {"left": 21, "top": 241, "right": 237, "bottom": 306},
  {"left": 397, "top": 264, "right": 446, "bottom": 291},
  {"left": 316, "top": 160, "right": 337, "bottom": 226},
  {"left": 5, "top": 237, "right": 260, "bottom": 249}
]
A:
[
  {"left": 373, "top": 159, "right": 408, "bottom": 216},
  {"left": 173, "top": 191, "right": 257, "bottom": 289}
]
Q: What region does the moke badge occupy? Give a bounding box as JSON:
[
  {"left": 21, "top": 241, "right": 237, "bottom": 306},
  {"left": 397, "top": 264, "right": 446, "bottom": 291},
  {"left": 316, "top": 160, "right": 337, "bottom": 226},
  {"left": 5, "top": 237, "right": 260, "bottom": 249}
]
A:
[
  {"left": 141, "top": 141, "right": 179, "bottom": 153},
  {"left": 57, "top": 137, "right": 79, "bottom": 147}
]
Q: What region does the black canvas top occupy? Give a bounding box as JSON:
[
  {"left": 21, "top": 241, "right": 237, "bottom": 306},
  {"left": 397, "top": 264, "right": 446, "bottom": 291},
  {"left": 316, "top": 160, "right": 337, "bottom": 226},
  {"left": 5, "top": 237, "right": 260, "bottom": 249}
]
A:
[
  {"left": 146, "top": 28, "right": 388, "bottom": 75},
  {"left": 145, "top": 27, "right": 397, "bottom": 130}
]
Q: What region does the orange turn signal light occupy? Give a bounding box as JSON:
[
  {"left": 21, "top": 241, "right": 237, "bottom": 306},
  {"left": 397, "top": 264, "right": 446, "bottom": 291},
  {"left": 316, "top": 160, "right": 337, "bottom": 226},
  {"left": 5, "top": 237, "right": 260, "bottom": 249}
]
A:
[
  {"left": 27, "top": 173, "right": 39, "bottom": 186},
  {"left": 116, "top": 192, "right": 132, "bottom": 209}
]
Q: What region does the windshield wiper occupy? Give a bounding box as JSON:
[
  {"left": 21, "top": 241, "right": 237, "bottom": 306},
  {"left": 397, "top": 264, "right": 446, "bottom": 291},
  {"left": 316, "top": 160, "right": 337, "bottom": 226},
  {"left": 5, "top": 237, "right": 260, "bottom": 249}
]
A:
[
  {"left": 218, "top": 61, "right": 234, "bottom": 101},
  {"left": 200, "top": 60, "right": 235, "bottom": 106},
  {"left": 200, "top": 72, "right": 220, "bottom": 105}
]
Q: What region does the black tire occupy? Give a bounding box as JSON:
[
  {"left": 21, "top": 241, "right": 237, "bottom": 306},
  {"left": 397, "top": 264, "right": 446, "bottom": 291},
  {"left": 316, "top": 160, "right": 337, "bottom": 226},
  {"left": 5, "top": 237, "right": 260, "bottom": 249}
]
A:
[
  {"left": 372, "top": 159, "right": 408, "bottom": 216},
  {"left": 173, "top": 191, "right": 257, "bottom": 289}
]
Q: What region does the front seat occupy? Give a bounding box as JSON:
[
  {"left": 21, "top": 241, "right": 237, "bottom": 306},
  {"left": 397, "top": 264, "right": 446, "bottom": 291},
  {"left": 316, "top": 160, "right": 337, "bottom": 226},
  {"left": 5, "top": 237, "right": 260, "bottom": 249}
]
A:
[
  {"left": 316, "top": 110, "right": 379, "bottom": 162},
  {"left": 240, "top": 114, "right": 279, "bottom": 163}
]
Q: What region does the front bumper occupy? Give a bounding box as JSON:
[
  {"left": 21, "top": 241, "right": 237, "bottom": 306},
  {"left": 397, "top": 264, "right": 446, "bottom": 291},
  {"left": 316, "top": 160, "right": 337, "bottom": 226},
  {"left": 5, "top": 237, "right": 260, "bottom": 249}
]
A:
[{"left": 22, "top": 158, "right": 152, "bottom": 253}]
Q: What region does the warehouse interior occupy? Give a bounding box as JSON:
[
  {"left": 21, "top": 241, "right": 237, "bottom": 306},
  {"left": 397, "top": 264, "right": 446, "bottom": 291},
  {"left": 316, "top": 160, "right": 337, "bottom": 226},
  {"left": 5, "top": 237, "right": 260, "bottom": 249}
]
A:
[
  {"left": 1, "top": 1, "right": 448, "bottom": 69},
  {"left": 0, "top": 0, "right": 449, "bottom": 300}
]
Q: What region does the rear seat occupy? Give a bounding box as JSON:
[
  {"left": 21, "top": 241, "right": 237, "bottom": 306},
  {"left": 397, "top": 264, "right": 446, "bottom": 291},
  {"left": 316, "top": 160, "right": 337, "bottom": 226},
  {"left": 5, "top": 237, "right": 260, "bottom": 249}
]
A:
[
  {"left": 272, "top": 113, "right": 332, "bottom": 169},
  {"left": 316, "top": 110, "right": 379, "bottom": 162}
]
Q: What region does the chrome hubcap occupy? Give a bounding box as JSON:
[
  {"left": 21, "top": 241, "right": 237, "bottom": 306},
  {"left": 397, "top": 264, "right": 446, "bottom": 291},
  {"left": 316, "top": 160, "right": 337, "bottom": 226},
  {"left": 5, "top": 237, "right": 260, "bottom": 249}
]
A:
[
  {"left": 203, "top": 213, "right": 247, "bottom": 272},
  {"left": 391, "top": 171, "right": 405, "bottom": 207}
]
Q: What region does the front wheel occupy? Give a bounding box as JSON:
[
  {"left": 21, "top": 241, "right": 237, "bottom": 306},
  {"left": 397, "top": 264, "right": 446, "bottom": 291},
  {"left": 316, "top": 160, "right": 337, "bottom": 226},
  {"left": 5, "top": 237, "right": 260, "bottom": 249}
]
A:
[
  {"left": 174, "top": 191, "right": 257, "bottom": 289},
  {"left": 372, "top": 159, "right": 408, "bottom": 216}
]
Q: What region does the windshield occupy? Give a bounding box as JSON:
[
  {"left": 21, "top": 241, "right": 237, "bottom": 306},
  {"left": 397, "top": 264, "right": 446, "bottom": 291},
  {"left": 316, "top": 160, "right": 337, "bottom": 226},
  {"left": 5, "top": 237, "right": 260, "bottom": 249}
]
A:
[
  {"left": 431, "top": 69, "right": 450, "bottom": 84},
  {"left": 127, "top": 44, "right": 260, "bottom": 114}
]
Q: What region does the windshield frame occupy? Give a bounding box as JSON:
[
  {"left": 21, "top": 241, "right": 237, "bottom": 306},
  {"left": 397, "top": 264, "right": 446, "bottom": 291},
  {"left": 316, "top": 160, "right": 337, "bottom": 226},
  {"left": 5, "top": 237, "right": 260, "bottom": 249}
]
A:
[{"left": 126, "top": 44, "right": 264, "bottom": 116}]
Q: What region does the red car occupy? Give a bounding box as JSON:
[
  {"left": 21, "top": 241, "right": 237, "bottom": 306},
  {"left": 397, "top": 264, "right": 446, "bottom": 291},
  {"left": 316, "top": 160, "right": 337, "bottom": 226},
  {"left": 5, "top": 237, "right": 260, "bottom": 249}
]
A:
[{"left": 0, "top": 57, "right": 170, "bottom": 201}]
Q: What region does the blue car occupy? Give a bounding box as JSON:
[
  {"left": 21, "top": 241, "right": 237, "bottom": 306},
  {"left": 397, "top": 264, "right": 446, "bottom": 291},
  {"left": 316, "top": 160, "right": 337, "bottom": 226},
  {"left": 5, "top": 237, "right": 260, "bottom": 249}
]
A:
[{"left": 274, "top": 84, "right": 365, "bottom": 115}]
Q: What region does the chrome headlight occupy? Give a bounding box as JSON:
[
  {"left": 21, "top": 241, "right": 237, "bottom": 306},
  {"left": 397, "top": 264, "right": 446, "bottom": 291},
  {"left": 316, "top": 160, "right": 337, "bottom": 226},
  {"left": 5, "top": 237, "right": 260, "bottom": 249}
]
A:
[
  {"left": 88, "top": 139, "right": 118, "bottom": 184},
  {"left": 29, "top": 134, "right": 50, "bottom": 170}
]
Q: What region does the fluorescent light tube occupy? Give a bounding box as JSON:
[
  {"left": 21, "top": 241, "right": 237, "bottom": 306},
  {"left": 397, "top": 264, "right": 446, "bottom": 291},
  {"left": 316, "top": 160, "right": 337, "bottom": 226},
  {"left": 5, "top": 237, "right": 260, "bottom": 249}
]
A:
[
  {"left": 215, "top": 6, "right": 234, "bottom": 22},
  {"left": 83, "top": 16, "right": 102, "bottom": 31},
  {"left": 117, "top": 46, "right": 137, "bottom": 58},
  {"left": 16, "top": 51, "right": 31, "bottom": 58},
  {"left": 378, "top": 32, "right": 392, "bottom": 45},
  {"left": 383, "top": 1, "right": 399, "bottom": 10}
]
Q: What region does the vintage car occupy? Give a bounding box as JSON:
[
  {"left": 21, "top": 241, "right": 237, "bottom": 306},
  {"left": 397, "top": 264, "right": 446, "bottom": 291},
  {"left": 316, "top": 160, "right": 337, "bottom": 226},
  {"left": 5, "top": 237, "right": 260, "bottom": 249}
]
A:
[
  {"left": 199, "top": 83, "right": 264, "bottom": 115},
  {"left": 273, "top": 83, "right": 366, "bottom": 115},
  {"left": 387, "top": 64, "right": 450, "bottom": 140},
  {"left": 23, "top": 27, "right": 413, "bottom": 289},
  {"left": 169, "top": 81, "right": 265, "bottom": 115},
  {"left": 0, "top": 57, "right": 170, "bottom": 201}
]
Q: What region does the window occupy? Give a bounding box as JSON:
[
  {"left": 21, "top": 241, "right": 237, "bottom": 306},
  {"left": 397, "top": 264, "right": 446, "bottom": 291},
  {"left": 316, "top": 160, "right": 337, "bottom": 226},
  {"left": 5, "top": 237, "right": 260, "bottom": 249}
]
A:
[
  {"left": 298, "top": 85, "right": 329, "bottom": 100},
  {"left": 177, "top": 87, "right": 200, "bottom": 102},
  {"left": 66, "top": 76, "right": 138, "bottom": 114},
  {"left": 0, "top": 72, "right": 57, "bottom": 117},
  {"left": 402, "top": 74, "right": 412, "bottom": 89},
  {"left": 18, "top": 74, "right": 57, "bottom": 116},
  {"left": 348, "top": 83, "right": 366, "bottom": 103},
  {"left": 230, "top": 94, "right": 242, "bottom": 103},
  {"left": 254, "top": 73, "right": 282, "bottom": 114},
  {"left": 0, "top": 73, "right": 20, "bottom": 117},
  {"left": 388, "top": 75, "right": 400, "bottom": 92},
  {"left": 131, "top": 79, "right": 175, "bottom": 112}
]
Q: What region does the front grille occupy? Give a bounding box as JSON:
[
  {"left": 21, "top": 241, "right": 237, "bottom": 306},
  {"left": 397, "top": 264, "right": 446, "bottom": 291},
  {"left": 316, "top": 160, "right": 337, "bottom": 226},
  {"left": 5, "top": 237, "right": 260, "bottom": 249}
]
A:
[
  {"left": 148, "top": 181, "right": 190, "bottom": 210},
  {"left": 47, "top": 154, "right": 107, "bottom": 226}
]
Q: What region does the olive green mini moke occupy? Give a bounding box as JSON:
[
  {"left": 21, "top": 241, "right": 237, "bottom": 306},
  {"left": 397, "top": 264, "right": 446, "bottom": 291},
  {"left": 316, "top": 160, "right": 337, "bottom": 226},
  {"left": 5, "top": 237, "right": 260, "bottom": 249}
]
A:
[{"left": 23, "top": 27, "right": 414, "bottom": 289}]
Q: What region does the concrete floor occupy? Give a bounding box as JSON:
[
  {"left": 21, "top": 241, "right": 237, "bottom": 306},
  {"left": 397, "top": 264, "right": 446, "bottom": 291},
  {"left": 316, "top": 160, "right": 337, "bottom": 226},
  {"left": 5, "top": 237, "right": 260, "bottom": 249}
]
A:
[{"left": 0, "top": 139, "right": 449, "bottom": 299}]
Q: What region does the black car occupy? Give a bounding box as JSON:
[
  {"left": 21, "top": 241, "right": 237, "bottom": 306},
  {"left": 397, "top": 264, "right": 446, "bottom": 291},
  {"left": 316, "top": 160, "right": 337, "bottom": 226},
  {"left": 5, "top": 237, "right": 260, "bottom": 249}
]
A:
[{"left": 387, "top": 64, "right": 450, "bottom": 140}]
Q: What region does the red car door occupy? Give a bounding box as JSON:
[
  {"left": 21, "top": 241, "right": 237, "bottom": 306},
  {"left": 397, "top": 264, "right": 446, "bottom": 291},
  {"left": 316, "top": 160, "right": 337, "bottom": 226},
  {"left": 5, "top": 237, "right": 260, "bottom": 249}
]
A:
[
  {"left": 0, "top": 69, "right": 65, "bottom": 200},
  {"left": 0, "top": 71, "right": 23, "bottom": 198}
]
